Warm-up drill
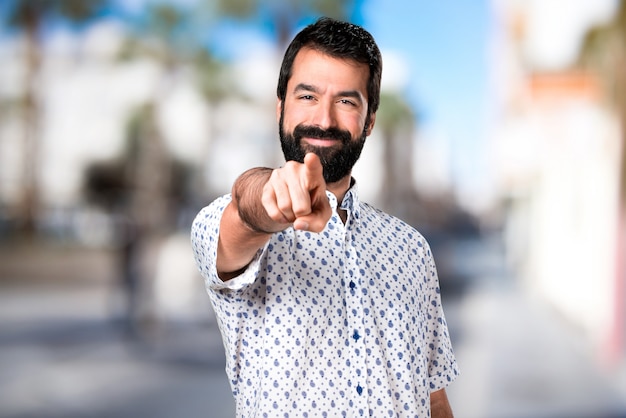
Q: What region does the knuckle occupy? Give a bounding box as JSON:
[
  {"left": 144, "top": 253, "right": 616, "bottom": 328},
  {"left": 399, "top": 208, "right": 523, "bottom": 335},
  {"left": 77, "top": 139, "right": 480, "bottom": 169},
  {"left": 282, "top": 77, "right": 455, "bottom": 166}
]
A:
[
  {"left": 293, "top": 207, "right": 309, "bottom": 218},
  {"left": 277, "top": 200, "right": 293, "bottom": 214}
]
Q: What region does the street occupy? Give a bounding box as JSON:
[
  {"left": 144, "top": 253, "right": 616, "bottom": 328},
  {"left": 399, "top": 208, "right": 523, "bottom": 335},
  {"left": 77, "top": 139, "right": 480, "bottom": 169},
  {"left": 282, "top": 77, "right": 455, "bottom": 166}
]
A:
[{"left": 1, "top": 233, "right": 625, "bottom": 418}]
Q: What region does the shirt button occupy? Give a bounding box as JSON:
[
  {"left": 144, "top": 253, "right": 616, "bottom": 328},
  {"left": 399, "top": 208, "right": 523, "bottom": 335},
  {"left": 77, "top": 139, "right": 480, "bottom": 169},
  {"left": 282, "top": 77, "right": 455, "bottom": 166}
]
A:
[
  {"left": 356, "top": 384, "right": 363, "bottom": 395},
  {"left": 349, "top": 281, "right": 356, "bottom": 289},
  {"left": 352, "top": 330, "right": 361, "bottom": 341}
]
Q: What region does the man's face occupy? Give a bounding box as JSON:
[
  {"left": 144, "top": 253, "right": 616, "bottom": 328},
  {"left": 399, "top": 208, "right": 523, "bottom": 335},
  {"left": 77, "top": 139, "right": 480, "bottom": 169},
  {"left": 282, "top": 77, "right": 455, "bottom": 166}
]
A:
[{"left": 277, "top": 47, "right": 375, "bottom": 183}]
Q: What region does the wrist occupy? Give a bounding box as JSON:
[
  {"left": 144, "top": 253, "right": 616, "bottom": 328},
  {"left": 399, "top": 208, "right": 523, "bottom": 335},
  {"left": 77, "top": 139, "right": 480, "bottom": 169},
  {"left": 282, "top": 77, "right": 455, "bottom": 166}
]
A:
[
  {"left": 237, "top": 206, "right": 276, "bottom": 235},
  {"left": 232, "top": 167, "right": 278, "bottom": 235}
]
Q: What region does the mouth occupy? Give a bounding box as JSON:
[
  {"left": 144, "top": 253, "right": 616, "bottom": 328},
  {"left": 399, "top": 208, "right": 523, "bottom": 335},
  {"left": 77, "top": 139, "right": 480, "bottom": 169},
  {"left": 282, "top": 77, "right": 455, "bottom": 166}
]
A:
[{"left": 302, "top": 137, "right": 341, "bottom": 147}]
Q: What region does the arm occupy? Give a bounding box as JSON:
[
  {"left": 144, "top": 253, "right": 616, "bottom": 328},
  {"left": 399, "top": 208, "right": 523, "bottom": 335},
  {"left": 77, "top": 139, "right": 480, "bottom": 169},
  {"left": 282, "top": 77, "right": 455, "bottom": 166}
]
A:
[
  {"left": 216, "top": 168, "right": 276, "bottom": 281},
  {"left": 217, "top": 153, "right": 331, "bottom": 280},
  {"left": 430, "top": 388, "right": 454, "bottom": 418}
]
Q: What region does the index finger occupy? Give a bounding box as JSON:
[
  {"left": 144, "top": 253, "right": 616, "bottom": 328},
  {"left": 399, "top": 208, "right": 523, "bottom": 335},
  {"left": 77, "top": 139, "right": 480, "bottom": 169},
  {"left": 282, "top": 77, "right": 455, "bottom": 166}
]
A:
[{"left": 303, "top": 153, "right": 324, "bottom": 187}]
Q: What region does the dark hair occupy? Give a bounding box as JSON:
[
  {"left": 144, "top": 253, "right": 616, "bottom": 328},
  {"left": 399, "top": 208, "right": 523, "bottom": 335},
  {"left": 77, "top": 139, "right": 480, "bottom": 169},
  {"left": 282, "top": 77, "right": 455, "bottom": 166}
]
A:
[{"left": 277, "top": 17, "right": 382, "bottom": 116}]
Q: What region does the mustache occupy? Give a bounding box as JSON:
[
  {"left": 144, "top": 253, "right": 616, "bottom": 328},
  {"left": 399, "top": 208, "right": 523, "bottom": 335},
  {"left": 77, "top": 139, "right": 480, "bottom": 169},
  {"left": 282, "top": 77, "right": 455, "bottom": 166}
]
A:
[{"left": 292, "top": 125, "right": 352, "bottom": 143}]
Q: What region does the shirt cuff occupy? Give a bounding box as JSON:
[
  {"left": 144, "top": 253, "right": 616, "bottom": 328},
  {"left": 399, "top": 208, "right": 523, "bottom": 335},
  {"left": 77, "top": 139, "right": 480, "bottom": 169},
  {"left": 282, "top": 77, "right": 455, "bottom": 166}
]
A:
[{"left": 209, "top": 242, "right": 269, "bottom": 291}]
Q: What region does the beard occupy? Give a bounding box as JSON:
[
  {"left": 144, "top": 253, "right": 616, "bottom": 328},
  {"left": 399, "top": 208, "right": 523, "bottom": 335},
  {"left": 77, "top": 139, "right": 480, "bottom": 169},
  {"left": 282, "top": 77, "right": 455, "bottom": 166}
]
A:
[{"left": 279, "top": 108, "right": 368, "bottom": 184}]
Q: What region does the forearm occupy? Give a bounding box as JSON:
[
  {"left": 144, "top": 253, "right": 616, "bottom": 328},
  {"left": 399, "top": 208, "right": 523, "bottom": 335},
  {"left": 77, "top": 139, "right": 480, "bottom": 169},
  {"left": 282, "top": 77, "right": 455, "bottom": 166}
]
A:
[
  {"left": 233, "top": 168, "right": 282, "bottom": 234},
  {"left": 430, "top": 389, "right": 454, "bottom": 418},
  {"left": 216, "top": 168, "right": 281, "bottom": 280},
  {"left": 216, "top": 202, "right": 271, "bottom": 280}
]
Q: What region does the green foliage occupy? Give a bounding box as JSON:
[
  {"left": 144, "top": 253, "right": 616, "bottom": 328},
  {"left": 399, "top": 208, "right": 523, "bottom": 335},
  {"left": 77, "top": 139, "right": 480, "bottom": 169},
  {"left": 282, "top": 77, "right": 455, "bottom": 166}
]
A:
[
  {"left": 7, "top": 0, "right": 107, "bottom": 31},
  {"left": 377, "top": 92, "right": 415, "bottom": 132}
]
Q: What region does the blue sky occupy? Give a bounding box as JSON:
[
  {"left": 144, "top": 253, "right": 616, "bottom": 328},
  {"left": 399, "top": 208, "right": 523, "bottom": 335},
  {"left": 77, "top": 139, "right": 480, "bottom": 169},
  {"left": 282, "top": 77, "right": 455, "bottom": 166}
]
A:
[
  {"left": 364, "top": 1, "right": 490, "bottom": 118},
  {"left": 362, "top": 0, "right": 492, "bottom": 195}
]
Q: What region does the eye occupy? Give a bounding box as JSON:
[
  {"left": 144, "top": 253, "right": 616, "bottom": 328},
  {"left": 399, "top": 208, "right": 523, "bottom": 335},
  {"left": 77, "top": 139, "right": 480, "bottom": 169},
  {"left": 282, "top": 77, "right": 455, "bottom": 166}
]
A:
[
  {"left": 339, "top": 99, "right": 357, "bottom": 106},
  {"left": 299, "top": 95, "right": 315, "bottom": 101}
]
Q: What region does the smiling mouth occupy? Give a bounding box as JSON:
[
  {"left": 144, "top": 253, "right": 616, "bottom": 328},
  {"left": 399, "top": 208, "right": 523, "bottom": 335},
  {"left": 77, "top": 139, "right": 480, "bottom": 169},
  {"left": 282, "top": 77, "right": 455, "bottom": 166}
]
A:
[{"left": 302, "top": 137, "right": 340, "bottom": 147}]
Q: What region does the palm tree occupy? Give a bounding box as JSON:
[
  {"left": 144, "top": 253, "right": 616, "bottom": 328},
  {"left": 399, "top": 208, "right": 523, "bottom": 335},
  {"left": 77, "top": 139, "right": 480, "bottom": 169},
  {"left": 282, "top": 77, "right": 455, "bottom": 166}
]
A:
[
  {"left": 375, "top": 91, "right": 422, "bottom": 224},
  {"left": 4, "top": 0, "right": 108, "bottom": 236},
  {"left": 116, "top": 3, "right": 194, "bottom": 234},
  {"left": 211, "top": 0, "right": 361, "bottom": 47}
]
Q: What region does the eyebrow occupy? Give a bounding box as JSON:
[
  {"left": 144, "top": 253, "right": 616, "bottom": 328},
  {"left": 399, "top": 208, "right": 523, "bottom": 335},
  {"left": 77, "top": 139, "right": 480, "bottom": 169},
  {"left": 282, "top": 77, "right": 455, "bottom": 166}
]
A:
[
  {"left": 293, "top": 83, "right": 319, "bottom": 94},
  {"left": 293, "top": 83, "right": 365, "bottom": 104}
]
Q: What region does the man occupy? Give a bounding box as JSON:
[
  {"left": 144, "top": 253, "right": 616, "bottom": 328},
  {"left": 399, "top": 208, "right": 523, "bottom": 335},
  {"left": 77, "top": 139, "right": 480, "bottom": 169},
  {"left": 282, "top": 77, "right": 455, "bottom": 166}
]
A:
[{"left": 191, "top": 17, "right": 459, "bottom": 417}]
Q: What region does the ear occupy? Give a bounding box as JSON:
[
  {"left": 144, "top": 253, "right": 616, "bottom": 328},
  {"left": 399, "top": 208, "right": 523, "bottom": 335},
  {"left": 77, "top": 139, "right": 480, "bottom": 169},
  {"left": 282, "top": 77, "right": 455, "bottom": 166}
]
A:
[
  {"left": 366, "top": 113, "right": 376, "bottom": 136},
  {"left": 276, "top": 99, "right": 283, "bottom": 124}
]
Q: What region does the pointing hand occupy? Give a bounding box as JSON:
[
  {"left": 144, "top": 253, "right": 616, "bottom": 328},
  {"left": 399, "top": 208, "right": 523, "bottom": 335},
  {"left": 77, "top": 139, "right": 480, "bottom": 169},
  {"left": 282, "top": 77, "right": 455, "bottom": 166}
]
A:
[{"left": 262, "top": 153, "right": 332, "bottom": 233}]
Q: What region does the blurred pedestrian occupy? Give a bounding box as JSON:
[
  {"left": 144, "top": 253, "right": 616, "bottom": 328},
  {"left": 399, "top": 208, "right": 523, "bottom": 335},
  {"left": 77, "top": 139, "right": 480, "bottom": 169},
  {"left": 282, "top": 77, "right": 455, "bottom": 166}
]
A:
[{"left": 191, "top": 17, "right": 458, "bottom": 417}]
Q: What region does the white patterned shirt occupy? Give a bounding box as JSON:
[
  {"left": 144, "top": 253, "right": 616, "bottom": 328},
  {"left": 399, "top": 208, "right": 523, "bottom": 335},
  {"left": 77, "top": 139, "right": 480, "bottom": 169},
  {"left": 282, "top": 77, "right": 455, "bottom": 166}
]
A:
[{"left": 191, "top": 184, "right": 459, "bottom": 417}]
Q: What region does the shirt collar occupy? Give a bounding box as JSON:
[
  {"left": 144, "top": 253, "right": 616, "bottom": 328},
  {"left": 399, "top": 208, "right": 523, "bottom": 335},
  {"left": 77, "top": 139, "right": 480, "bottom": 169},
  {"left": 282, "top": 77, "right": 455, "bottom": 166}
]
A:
[{"left": 325, "top": 178, "right": 360, "bottom": 218}]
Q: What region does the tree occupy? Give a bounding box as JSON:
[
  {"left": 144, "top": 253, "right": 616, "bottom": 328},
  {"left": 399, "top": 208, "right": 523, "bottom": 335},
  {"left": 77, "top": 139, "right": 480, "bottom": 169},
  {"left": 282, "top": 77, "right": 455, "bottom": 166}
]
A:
[
  {"left": 116, "top": 3, "right": 195, "bottom": 234},
  {"left": 210, "top": 0, "right": 361, "bottom": 47},
  {"left": 375, "top": 92, "right": 424, "bottom": 225},
  {"left": 4, "top": 0, "right": 108, "bottom": 236}
]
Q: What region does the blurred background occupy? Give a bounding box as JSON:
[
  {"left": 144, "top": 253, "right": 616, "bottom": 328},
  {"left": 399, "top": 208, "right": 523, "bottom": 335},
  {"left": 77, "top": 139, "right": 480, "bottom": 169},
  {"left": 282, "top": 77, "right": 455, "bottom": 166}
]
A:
[{"left": 1, "top": 0, "right": 626, "bottom": 417}]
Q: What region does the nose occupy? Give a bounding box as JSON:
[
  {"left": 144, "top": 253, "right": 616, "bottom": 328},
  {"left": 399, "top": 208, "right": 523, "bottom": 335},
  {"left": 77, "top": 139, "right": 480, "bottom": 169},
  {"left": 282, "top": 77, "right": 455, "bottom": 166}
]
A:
[{"left": 310, "top": 99, "right": 336, "bottom": 129}]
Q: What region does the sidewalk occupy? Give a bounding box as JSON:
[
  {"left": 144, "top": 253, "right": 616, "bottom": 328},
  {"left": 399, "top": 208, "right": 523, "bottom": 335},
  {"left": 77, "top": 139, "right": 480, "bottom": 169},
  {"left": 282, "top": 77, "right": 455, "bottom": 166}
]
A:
[
  {"left": 1, "top": 237, "right": 625, "bottom": 418},
  {"left": 442, "top": 233, "right": 626, "bottom": 418},
  {"left": 0, "top": 240, "right": 237, "bottom": 418},
  {"left": 0, "top": 281, "right": 236, "bottom": 418},
  {"left": 447, "top": 283, "right": 626, "bottom": 418}
]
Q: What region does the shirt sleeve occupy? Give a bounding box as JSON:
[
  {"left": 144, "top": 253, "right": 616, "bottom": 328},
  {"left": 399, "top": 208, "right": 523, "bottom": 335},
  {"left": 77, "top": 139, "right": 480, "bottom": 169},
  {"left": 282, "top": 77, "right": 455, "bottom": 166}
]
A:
[
  {"left": 190, "top": 194, "right": 268, "bottom": 292},
  {"left": 422, "top": 238, "right": 461, "bottom": 392}
]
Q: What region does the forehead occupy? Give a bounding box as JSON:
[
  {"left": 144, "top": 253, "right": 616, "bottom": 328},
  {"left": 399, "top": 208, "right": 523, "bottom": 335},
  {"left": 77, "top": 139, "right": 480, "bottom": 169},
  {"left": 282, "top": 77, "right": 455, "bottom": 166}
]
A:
[{"left": 288, "top": 47, "right": 369, "bottom": 94}]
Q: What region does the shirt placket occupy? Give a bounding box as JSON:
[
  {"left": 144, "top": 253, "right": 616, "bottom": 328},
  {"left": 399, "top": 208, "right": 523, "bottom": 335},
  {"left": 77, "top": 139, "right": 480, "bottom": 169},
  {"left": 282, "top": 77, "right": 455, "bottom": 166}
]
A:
[{"left": 343, "top": 213, "right": 368, "bottom": 416}]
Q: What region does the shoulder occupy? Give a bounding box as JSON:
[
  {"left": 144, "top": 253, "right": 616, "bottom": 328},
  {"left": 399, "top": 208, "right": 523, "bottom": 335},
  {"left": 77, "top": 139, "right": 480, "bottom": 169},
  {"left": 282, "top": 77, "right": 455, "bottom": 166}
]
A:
[
  {"left": 358, "top": 202, "right": 434, "bottom": 252},
  {"left": 359, "top": 202, "right": 421, "bottom": 235},
  {"left": 192, "top": 195, "right": 231, "bottom": 226},
  {"left": 190, "top": 194, "right": 232, "bottom": 252}
]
